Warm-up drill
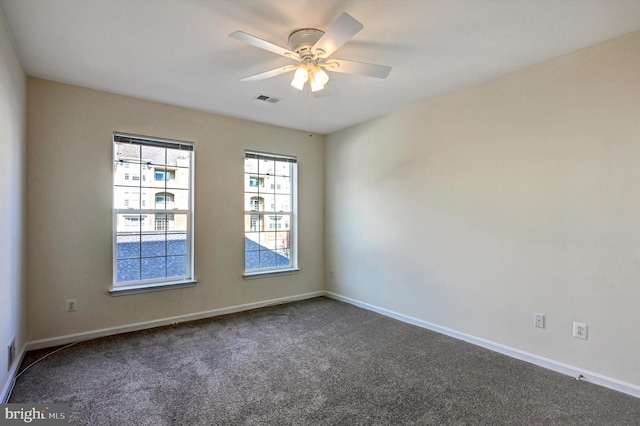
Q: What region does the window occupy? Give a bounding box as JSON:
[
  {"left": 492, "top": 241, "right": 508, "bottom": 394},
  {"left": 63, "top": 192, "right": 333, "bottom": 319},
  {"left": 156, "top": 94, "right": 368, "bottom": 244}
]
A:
[
  {"left": 268, "top": 215, "right": 284, "bottom": 229},
  {"left": 249, "top": 215, "right": 260, "bottom": 232},
  {"left": 155, "top": 214, "right": 175, "bottom": 231},
  {"left": 249, "top": 176, "right": 264, "bottom": 187},
  {"left": 155, "top": 169, "right": 176, "bottom": 181},
  {"left": 123, "top": 215, "right": 147, "bottom": 228},
  {"left": 244, "top": 151, "right": 297, "bottom": 274},
  {"left": 249, "top": 196, "right": 263, "bottom": 211},
  {"left": 155, "top": 192, "right": 175, "bottom": 208},
  {"left": 113, "top": 133, "right": 195, "bottom": 291}
]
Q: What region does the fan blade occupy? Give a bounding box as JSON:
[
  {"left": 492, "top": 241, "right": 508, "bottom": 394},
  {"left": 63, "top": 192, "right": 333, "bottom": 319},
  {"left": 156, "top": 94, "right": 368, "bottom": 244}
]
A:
[
  {"left": 230, "top": 31, "right": 301, "bottom": 61},
  {"left": 240, "top": 65, "right": 298, "bottom": 82},
  {"left": 322, "top": 59, "right": 391, "bottom": 79},
  {"left": 312, "top": 13, "right": 364, "bottom": 58}
]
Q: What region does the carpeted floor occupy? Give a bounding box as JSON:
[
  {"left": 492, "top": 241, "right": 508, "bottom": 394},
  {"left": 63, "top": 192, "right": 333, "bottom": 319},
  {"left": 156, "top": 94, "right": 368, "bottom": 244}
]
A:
[{"left": 9, "top": 297, "right": 640, "bottom": 425}]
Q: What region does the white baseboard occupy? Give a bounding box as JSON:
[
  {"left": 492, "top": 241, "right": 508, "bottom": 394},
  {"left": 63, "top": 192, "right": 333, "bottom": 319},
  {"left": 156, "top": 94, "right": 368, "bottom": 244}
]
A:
[
  {"left": 1, "top": 344, "right": 27, "bottom": 403},
  {"left": 25, "top": 291, "right": 324, "bottom": 351},
  {"left": 17, "top": 290, "right": 640, "bottom": 399},
  {"left": 324, "top": 291, "right": 640, "bottom": 399}
]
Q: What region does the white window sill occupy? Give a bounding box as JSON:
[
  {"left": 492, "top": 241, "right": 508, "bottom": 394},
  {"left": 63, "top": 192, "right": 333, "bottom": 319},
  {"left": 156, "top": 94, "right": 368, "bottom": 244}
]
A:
[
  {"left": 109, "top": 279, "right": 197, "bottom": 296},
  {"left": 243, "top": 268, "right": 300, "bottom": 280}
]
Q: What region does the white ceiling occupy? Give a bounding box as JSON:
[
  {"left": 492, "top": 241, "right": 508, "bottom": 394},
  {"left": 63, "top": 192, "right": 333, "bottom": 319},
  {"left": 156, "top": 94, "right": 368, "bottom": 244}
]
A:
[{"left": 2, "top": 0, "right": 640, "bottom": 135}]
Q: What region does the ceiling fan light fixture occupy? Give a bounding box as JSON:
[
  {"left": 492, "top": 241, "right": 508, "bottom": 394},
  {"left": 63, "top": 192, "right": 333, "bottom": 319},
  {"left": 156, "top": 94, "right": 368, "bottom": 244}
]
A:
[
  {"left": 310, "top": 66, "right": 329, "bottom": 92},
  {"left": 290, "top": 66, "right": 308, "bottom": 90},
  {"left": 310, "top": 79, "right": 324, "bottom": 92},
  {"left": 231, "top": 12, "right": 392, "bottom": 94},
  {"left": 314, "top": 67, "right": 329, "bottom": 86}
]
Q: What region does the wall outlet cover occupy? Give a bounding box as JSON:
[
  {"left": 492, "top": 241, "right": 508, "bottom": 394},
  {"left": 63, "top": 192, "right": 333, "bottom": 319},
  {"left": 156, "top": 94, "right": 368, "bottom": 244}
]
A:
[
  {"left": 534, "top": 313, "right": 545, "bottom": 329},
  {"left": 66, "top": 298, "right": 77, "bottom": 312},
  {"left": 573, "top": 321, "right": 588, "bottom": 340}
]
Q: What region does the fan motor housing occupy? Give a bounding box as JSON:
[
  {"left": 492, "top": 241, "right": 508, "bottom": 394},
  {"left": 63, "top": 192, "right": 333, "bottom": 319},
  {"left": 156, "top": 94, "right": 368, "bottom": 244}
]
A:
[{"left": 288, "top": 28, "right": 324, "bottom": 56}]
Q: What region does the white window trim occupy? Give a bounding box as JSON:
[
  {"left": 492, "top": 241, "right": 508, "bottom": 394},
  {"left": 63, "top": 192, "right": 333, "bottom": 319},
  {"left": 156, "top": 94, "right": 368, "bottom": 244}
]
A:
[
  {"left": 243, "top": 150, "right": 298, "bottom": 276},
  {"left": 242, "top": 267, "right": 301, "bottom": 280},
  {"left": 110, "top": 279, "right": 197, "bottom": 296},
  {"left": 111, "top": 132, "right": 196, "bottom": 293}
]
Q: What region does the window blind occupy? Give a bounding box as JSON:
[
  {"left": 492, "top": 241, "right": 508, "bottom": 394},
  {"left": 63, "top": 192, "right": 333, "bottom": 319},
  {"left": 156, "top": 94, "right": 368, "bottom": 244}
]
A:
[
  {"left": 114, "top": 132, "right": 194, "bottom": 151},
  {"left": 245, "top": 151, "right": 297, "bottom": 163}
]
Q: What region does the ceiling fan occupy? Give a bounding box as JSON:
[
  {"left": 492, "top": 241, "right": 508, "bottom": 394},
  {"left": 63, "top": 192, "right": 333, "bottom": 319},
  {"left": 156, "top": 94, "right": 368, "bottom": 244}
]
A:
[{"left": 229, "top": 12, "right": 391, "bottom": 92}]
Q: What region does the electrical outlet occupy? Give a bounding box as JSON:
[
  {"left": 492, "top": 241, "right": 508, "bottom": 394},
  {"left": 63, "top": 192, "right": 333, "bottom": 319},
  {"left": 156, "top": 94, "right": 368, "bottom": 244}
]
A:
[
  {"left": 330, "top": 271, "right": 335, "bottom": 279},
  {"left": 534, "top": 313, "right": 545, "bottom": 328},
  {"left": 573, "top": 321, "right": 587, "bottom": 340},
  {"left": 66, "top": 298, "right": 77, "bottom": 312}
]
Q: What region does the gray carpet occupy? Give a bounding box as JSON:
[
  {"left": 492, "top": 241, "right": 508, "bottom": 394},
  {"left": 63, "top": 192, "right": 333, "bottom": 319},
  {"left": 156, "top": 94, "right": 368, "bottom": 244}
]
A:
[{"left": 9, "top": 297, "right": 640, "bottom": 425}]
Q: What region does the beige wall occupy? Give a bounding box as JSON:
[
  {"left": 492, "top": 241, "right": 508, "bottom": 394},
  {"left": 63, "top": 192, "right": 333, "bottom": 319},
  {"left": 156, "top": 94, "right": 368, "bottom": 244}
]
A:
[
  {"left": 26, "top": 79, "right": 325, "bottom": 341},
  {"left": 326, "top": 31, "right": 640, "bottom": 387},
  {"left": 0, "top": 11, "right": 26, "bottom": 399},
  {"left": 15, "top": 18, "right": 640, "bottom": 394}
]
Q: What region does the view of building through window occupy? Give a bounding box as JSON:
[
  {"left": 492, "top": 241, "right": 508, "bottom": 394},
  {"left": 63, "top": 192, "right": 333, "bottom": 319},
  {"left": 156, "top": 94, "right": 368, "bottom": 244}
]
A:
[
  {"left": 113, "top": 134, "right": 194, "bottom": 287},
  {"left": 244, "top": 151, "right": 297, "bottom": 273}
]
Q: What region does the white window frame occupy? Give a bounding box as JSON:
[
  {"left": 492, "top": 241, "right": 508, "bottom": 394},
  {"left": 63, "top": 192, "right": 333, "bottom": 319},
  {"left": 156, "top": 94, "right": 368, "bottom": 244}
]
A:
[
  {"left": 243, "top": 151, "right": 298, "bottom": 277},
  {"left": 111, "top": 132, "right": 196, "bottom": 294}
]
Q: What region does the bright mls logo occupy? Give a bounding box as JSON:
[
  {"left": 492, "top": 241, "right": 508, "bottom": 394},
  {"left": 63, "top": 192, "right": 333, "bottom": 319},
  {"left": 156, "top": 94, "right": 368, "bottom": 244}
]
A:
[{"left": 1, "top": 404, "right": 68, "bottom": 425}]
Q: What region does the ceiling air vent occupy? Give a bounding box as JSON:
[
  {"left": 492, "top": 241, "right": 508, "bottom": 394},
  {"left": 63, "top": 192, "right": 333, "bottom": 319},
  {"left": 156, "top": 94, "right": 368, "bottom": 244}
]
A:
[{"left": 254, "top": 94, "right": 282, "bottom": 104}]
